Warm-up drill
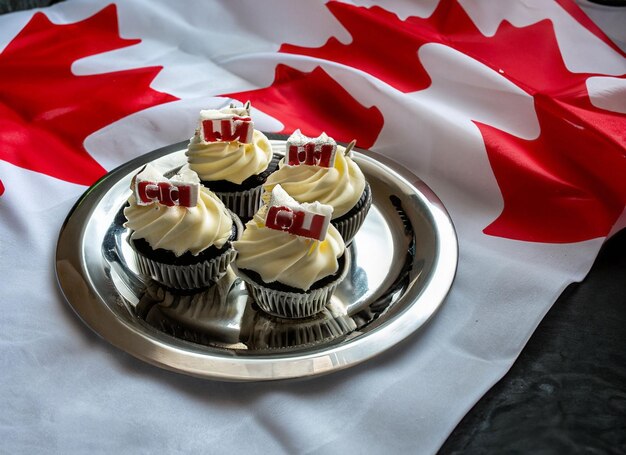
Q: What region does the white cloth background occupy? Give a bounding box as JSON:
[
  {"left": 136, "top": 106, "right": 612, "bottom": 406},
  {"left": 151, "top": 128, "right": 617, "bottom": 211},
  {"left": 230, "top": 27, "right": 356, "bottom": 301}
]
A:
[{"left": 1, "top": 1, "right": 624, "bottom": 453}]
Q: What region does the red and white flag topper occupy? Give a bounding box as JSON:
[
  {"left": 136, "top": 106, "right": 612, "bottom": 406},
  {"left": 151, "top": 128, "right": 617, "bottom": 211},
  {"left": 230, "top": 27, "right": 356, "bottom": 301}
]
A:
[
  {"left": 133, "top": 164, "right": 200, "bottom": 208},
  {"left": 265, "top": 185, "right": 333, "bottom": 241},
  {"left": 286, "top": 129, "right": 337, "bottom": 167},
  {"left": 199, "top": 101, "right": 253, "bottom": 144}
]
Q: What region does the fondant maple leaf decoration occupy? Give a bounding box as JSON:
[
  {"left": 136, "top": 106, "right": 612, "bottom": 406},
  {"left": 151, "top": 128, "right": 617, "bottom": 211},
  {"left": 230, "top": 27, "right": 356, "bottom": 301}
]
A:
[
  {"left": 279, "top": 0, "right": 626, "bottom": 243},
  {"left": 222, "top": 64, "right": 383, "bottom": 149},
  {"left": 0, "top": 5, "right": 177, "bottom": 193}
]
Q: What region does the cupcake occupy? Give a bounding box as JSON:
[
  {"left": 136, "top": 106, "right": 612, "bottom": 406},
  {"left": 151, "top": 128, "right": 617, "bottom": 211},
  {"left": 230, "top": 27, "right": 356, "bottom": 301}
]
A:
[
  {"left": 124, "top": 164, "right": 241, "bottom": 290},
  {"left": 185, "top": 101, "right": 278, "bottom": 220},
  {"left": 262, "top": 130, "right": 372, "bottom": 244},
  {"left": 233, "top": 185, "right": 349, "bottom": 319}
]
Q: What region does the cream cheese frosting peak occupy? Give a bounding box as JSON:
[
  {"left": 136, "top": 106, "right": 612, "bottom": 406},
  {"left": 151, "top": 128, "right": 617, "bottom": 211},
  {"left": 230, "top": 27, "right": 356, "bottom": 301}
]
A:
[
  {"left": 124, "top": 184, "right": 234, "bottom": 257},
  {"left": 263, "top": 144, "right": 365, "bottom": 219},
  {"left": 186, "top": 126, "right": 273, "bottom": 184}
]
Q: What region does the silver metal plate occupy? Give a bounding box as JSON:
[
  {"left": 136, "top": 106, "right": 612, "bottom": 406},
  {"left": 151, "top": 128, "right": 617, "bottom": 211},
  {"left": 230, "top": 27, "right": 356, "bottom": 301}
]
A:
[{"left": 55, "top": 137, "right": 458, "bottom": 381}]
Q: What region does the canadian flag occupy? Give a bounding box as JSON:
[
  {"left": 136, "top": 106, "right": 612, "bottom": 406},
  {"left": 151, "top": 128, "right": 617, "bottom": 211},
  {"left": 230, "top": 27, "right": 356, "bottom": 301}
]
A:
[{"left": 0, "top": 1, "right": 624, "bottom": 453}]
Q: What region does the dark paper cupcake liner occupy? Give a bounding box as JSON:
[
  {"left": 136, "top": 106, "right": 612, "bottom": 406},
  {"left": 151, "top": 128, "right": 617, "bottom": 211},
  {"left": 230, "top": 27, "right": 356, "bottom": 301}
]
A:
[
  {"left": 213, "top": 184, "right": 264, "bottom": 221},
  {"left": 332, "top": 182, "right": 372, "bottom": 245}
]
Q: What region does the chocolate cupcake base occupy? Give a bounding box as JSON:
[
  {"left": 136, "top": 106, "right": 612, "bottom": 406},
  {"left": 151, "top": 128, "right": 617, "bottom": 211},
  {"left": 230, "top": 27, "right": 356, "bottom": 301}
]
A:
[
  {"left": 331, "top": 182, "right": 372, "bottom": 245},
  {"left": 129, "top": 211, "right": 243, "bottom": 291},
  {"left": 202, "top": 155, "right": 280, "bottom": 221}
]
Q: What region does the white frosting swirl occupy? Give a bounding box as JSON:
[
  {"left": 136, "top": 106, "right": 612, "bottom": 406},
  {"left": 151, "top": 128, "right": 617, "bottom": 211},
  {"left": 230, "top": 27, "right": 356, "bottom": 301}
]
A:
[
  {"left": 234, "top": 207, "right": 345, "bottom": 290},
  {"left": 186, "top": 130, "right": 273, "bottom": 184},
  {"left": 124, "top": 188, "right": 234, "bottom": 257},
  {"left": 263, "top": 146, "right": 365, "bottom": 218}
]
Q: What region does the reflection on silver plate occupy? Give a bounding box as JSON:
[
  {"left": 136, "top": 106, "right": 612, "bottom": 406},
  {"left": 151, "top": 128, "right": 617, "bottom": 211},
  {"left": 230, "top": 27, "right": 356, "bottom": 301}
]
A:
[{"left": 55, "top": 137, "right": 458, "bottom": 381}]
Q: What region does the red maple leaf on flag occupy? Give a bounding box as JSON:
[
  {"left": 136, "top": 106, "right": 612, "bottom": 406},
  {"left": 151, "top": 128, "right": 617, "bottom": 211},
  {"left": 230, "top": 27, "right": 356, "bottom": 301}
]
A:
[
  {"left": 222, "top": 64, "right": 383, "bottom": 149},
  {"left": 0, "top": 4, "right": 177, "bottom": 194},
  {"left": 462, "top": 19, "right": 626, "bottom": 243},
  {"left": 278, "top": 0, "right": 626, "bottom": 243},
  {"left": 281, "top": 7, "right": 428, "bottom": 93}
]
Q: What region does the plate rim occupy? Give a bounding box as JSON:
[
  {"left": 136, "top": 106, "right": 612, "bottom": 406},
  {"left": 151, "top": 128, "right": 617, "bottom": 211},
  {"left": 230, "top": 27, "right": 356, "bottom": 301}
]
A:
[{"left": 55, "top": 138, "right": 458, "bottom": 381}]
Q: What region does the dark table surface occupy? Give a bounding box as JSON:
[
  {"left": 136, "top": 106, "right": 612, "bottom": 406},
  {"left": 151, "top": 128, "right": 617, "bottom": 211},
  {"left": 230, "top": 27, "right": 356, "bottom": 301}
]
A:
[
  {"left": 2, "top": 0, "right": 625, "bottom": 452},
  {"left": 440, "top": 228, "right": 626, "bottom": 454}
]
